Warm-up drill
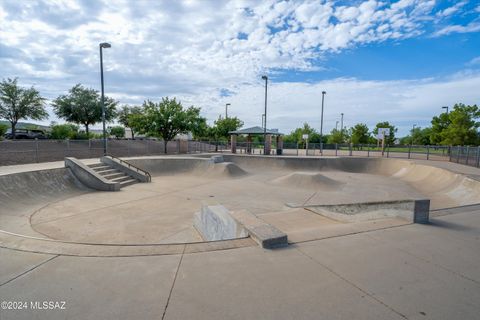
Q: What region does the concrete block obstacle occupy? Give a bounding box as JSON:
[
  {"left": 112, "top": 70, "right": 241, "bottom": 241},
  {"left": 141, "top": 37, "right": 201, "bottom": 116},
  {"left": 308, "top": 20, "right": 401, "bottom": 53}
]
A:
[
  {"left": 294, "top": 199, "right": 430, "bottom": 224},
  {"left": 414, "top": 199, "right": 430, "bottom": 223},
  {"left": 194, "top": 204, "right": 248, "bottom": 241},
  {"left": 194, "top": 204, "right": 288, "bottom": 248},
  {"left": 231, "top": 210, "right": 288, "bottom": 249}
]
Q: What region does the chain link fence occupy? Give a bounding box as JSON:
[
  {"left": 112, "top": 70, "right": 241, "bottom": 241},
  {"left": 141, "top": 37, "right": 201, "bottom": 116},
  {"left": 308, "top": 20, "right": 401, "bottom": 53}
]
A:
[{"left": 1, "top": 139, "right": 479, "bottom": 168}]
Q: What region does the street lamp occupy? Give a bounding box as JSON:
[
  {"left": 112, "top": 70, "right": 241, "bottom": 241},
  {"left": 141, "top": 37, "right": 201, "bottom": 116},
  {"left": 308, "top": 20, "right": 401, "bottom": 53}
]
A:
[
  {"left": 336, "top": 121, "right": 339, "bottom": 130},
  {"left": 225, "top": 103, "right": 231, "bottom": 119},
  {"left": 262, "top": 114, "right": 265, "bottom": 128},
  {"left": 340, "top": 113, "right": 344, "bottom": 142},
  {"left": 411, "top": 124, "right": 416, "bottom": 145},
  {"left": 99, "top": 42, "right": 111, "bottom": 156},
  {"left": 442, "top": 106, "right": 449, "bottom": 114},
  {"left": 320, "top": 91, "right": 326, "bottom": 153},
  {"left": 261, "top": 75, "right": 268, "bottom": 154}
]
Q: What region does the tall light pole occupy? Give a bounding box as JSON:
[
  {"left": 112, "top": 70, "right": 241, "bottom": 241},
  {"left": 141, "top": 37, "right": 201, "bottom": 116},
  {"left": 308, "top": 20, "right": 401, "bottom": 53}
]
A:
[
  {"left": 442, "top": 106, "right": 449, "bottom": 114},
  {"left": 262, "top": 114, "right": 265, "bottom": 128},
  {"left": 411, "top": 124, "right": 416, "bottom": 145},
  {"left": 225, "top": 103, "right": 231, "bottom": 119},
  {"left": 340, "top": 113, "right": 344, "bottom": 131},
  {"left": 261, "top": 75, "right": 268, "bottom": 154},
  {"left": 320, "top": 91, "right": 326, "bottom": 153},
  {"left": 99, "top": 42, "right": 111, "bottom": 156},
  {"left": 336, "top": 121, "right": 339, "bottom": 130}
]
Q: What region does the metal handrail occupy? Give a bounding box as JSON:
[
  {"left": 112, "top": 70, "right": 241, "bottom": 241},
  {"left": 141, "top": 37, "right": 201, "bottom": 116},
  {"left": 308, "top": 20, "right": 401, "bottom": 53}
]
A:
[{"left": 108, "top": 154, "right": 151, "bottom": 181}]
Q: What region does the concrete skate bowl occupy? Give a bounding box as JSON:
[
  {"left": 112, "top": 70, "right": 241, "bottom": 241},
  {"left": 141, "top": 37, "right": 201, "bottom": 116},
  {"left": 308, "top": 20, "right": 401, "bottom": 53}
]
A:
[{"left": 1, "top": 155, "right": 480, "bottom": 256}]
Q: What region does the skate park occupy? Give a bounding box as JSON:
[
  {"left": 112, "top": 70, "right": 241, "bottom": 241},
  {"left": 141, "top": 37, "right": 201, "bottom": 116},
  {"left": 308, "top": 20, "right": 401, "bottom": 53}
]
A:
[
  {"left": 1, "top": 153, "right": 477, "bottom": 255},
  {"left": 1, "top": 153, "right": 480, "bottom": 319}
]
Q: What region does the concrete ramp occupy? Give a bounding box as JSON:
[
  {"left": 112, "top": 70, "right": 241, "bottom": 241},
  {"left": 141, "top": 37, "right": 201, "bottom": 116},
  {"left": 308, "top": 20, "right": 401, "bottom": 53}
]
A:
[{"left": 270, "top": 172, "right": 343, "bottom": 190}]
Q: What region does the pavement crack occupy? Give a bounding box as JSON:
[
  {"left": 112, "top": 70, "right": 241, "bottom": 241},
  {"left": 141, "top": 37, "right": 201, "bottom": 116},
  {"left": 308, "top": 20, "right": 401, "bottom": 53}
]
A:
[
  {"left": 295, "top": 247, "right": 409, "bottom": 320},
  {"left": 161, "top": 245, "right": 186, "bottom": 320},
  {"left": 0, "top": 255, "right": 59, "bottom": 287},
  {"left": 366, "top": 233, "right": 480, "bottom": 288}
]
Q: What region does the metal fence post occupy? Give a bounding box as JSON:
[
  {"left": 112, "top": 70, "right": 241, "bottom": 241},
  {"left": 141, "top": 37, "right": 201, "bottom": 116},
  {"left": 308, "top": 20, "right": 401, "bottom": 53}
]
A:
[
  {"left": 476, "top": 147, "right": 480, "bottom": 168},
  {"left": 408, "top": 144, "right": 411, "bottom": 159},
  {"left": 335, "top": 143, "right": 338, "bottom": 156},
  {"left": 296, "top": 143, "right": 299, "bottom": 156},
  {"left": 349, "top": 143, "right": 352, "bottom": 156},
  {"left": 35, "top": 138, "right": 39, "bottom": 163},
  {"left": 456, "top": 146, "right": 460, "bottom": 163},
  {"left": 426, "top": 145, "right": 430, "bottom": 160},
  {"left": 367, "top": 144, "right": 370, "bottom": 157},
  {"left": 465, "top": 146, "right": 470, "bottom": 165}
]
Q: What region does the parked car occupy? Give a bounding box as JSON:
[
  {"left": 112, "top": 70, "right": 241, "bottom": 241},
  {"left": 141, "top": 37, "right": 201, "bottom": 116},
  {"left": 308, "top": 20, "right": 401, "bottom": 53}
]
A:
[{"left": 4, "top": 129, "right": 47, "bottom": 139}]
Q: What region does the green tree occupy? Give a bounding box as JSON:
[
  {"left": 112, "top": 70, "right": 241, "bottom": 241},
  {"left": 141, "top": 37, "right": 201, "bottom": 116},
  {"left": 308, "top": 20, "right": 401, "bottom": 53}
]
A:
[
  {"left": 430, "top": 112, "right": 450, "bottom": 145},
  {"left": 284, "top": 123, "right": 320, "bottom": 146},
  {"left": 440, "top": 103, "right": 480, "bottom": 145},
  {"left": 137, "top": 97, "right": 204, "bottom": 153},
  {"left": 327, "top": 127, "right": 349, "bottom": 144},
  {"left": 0, "top": 123, "right": 8, "bottom": 140},
  {"left": 0, "top": 78, "right": 47, "bottom": 139},
  {"left": 209, "top": 117, "right": 244, "bottom": 141},
  {"left": 373, "top": 121, "right": 397, "bottom": 145},
  {"left": 52, "top": 84, "right": 117, "bottom": 136},
  {"left": 409, "top": 127, "right": 432, "bottom": 145},
  {"left": 50, "top": 123, "right": 79, "bottom": 139},
  {"left": 117, "top": 105, "right": 143, "bottom": 139},
  {"left": 109, "top": 126, "right": 125, "bottom": 139},
  {"left": 350, "top": 123, "right": 370, "bottom": 144}
]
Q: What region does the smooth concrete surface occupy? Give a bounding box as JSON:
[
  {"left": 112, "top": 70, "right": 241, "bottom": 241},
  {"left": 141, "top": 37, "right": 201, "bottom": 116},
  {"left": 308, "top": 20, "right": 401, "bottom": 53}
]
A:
[
  {"left": 2, "top": 208, "right": 477, "bottom": 319},
  {"left": 1, "top": 155, "right": 480, "bottom": 319}
]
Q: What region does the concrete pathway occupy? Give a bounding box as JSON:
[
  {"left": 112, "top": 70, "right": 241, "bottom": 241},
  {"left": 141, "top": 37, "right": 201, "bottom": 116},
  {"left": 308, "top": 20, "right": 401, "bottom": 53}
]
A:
[{"left": 1, "top": 206, "right": 479, "bottom": 320}]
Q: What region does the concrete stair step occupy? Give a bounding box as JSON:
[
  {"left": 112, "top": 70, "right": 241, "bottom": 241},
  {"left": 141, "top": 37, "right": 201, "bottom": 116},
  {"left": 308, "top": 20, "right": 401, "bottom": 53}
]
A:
[
  {"left": 110, "top": 175, "right": 134, "bottom": 183},
  {"left": 87, "top": 163, "right": 105, "bottom": 168},
  {"left": 119, "top": 179, "right": 138, "bottom": 187},
  {"left": 92, "top": 166, "right": 112, "bottom": 172},
  {"left": 96, "top": 168, "right": 119, "bottom": 175},
  {"left": 103, "top": 172, "right": 126, "bottom": 179}
]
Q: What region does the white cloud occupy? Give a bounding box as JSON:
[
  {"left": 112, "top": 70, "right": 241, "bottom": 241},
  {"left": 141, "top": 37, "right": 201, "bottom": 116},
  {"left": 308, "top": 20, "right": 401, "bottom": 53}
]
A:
[
  {"left": 436, "top": 1, "right": 467, "bottom": 17},
  {"left": 0, "top": 0, "right": 477, "bottom": 137},
  {"left": 467, "top": 56, "right": 480, "bottom": 66},
  {"left": 434, "top": 22, "right": 480, "bottom": 36}
]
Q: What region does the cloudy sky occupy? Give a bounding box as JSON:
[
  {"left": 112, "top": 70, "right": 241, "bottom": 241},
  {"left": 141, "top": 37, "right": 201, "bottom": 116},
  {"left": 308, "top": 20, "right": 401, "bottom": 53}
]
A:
[{"left": 1, "top": 0, "right": 479, "bottom": 136}]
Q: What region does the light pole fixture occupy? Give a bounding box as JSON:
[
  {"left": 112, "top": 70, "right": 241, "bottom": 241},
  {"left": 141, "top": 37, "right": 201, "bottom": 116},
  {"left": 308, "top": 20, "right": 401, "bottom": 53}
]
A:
[
  {"left": 340, "top": 113, "right": 344, "bottom": 131},
  {"left": 320, "top": 91, "right": 326, "bottom": 153},
  {"left": 99, "top": 42, "right": 111, "bottom": 156},
  {"left": 442, "top": 106, "right": 449, "bottom": 114},
  {"left": 261, "top": 75, "right": 268, "bottom": 154},
  {"left": 336, "top": 121, "right": 339, "bottom": 130},
  {"left": 225, "top": 103, "right": 231, "bottom": 119}
]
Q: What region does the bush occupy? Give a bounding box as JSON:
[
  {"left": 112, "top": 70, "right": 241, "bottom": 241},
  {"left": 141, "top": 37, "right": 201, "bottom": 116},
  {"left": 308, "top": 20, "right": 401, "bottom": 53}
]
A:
[
  {"left": 109, "top": 126, "right": 125, "bottom": 139},
  {"left": 49, "top": 124, "right": 79, "bottom": 139},
  {"left": 0, "top": 123, "right": 8, "bottom": 140}
]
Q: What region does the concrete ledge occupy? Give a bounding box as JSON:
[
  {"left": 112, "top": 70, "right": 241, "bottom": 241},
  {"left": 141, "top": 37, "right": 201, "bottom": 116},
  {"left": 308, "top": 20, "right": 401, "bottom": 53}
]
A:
[
  {"left": 101, "top": 156, "right": 150, "bottom": 182},
  {"left": 194, "top": 205, "right": 248, "bottom": 241},
  {"left": 302, "top": 199, "right": 430, "bottom": 223},
  {"left": 65, "top": 157, "right": 120, "bottom": 191},
  {"left": 209, "top": 155, "right": 224, "bottom": 163},
  {"left": 231, "top": 210, "right": 288, "bottom": 249},
  {"left": 414, "top": 199, "right": 430, "bottom": 224}
]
